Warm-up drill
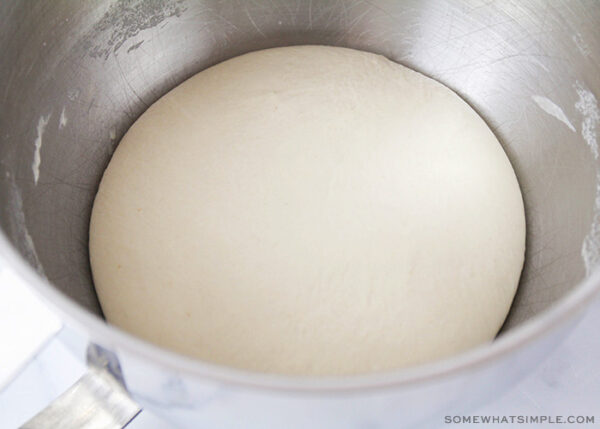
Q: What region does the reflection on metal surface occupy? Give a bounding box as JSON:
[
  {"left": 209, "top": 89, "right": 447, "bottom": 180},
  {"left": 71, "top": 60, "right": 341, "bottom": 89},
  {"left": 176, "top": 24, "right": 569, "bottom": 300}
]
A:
[{"left": 532, "top": 95, "right": 576, "bottom": 132}]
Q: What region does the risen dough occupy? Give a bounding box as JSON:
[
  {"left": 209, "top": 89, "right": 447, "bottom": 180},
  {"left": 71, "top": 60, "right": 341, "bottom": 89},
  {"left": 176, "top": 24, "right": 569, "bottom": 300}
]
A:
[{"left": 89, "top": 46, "right": 525, "bottom": 375}]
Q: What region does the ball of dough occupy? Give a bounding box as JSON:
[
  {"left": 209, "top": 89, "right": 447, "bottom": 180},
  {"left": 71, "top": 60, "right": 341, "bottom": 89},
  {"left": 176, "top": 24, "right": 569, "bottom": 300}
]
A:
[{"left": 89, "top": 46, "right": 525, "bottom": 375}]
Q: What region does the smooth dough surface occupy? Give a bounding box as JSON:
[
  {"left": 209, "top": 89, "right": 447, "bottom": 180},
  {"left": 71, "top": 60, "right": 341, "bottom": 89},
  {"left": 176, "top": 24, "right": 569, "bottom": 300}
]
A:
[{"left": 89, "top": 46, "right": 526, "bottom": 375}]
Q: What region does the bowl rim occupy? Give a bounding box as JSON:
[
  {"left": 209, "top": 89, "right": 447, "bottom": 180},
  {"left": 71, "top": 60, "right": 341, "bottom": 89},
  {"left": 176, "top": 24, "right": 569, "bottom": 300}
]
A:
[{"left": 2, "top": 229, "right": 599, "bottom": 393}]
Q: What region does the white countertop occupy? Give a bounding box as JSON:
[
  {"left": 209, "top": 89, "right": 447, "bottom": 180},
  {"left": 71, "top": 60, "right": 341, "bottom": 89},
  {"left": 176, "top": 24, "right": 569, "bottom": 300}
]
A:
[{"left": 1, "top": 276, "right": 599, "bottom": 428}]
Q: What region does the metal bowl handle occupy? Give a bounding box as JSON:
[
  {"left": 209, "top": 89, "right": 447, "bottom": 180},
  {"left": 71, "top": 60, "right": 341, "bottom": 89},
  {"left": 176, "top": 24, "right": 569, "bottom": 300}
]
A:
[
  {"left": 0, "top": 263, "right": 140, "bottom": 429},
  {"left": 21, "top": 349, "right": 141, "bottom": 429}
]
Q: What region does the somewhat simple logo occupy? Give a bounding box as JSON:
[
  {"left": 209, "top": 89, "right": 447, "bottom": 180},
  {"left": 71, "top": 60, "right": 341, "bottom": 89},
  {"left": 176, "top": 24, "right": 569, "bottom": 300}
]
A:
[{"left": 444, "top": 415, "right": 595, "bottom": 425}]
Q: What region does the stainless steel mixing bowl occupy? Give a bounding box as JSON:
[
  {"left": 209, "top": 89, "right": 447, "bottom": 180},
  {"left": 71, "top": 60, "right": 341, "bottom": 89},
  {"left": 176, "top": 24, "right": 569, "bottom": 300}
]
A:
[{"left": 1, "top": 1, "right": 599, "bottom": 427}]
